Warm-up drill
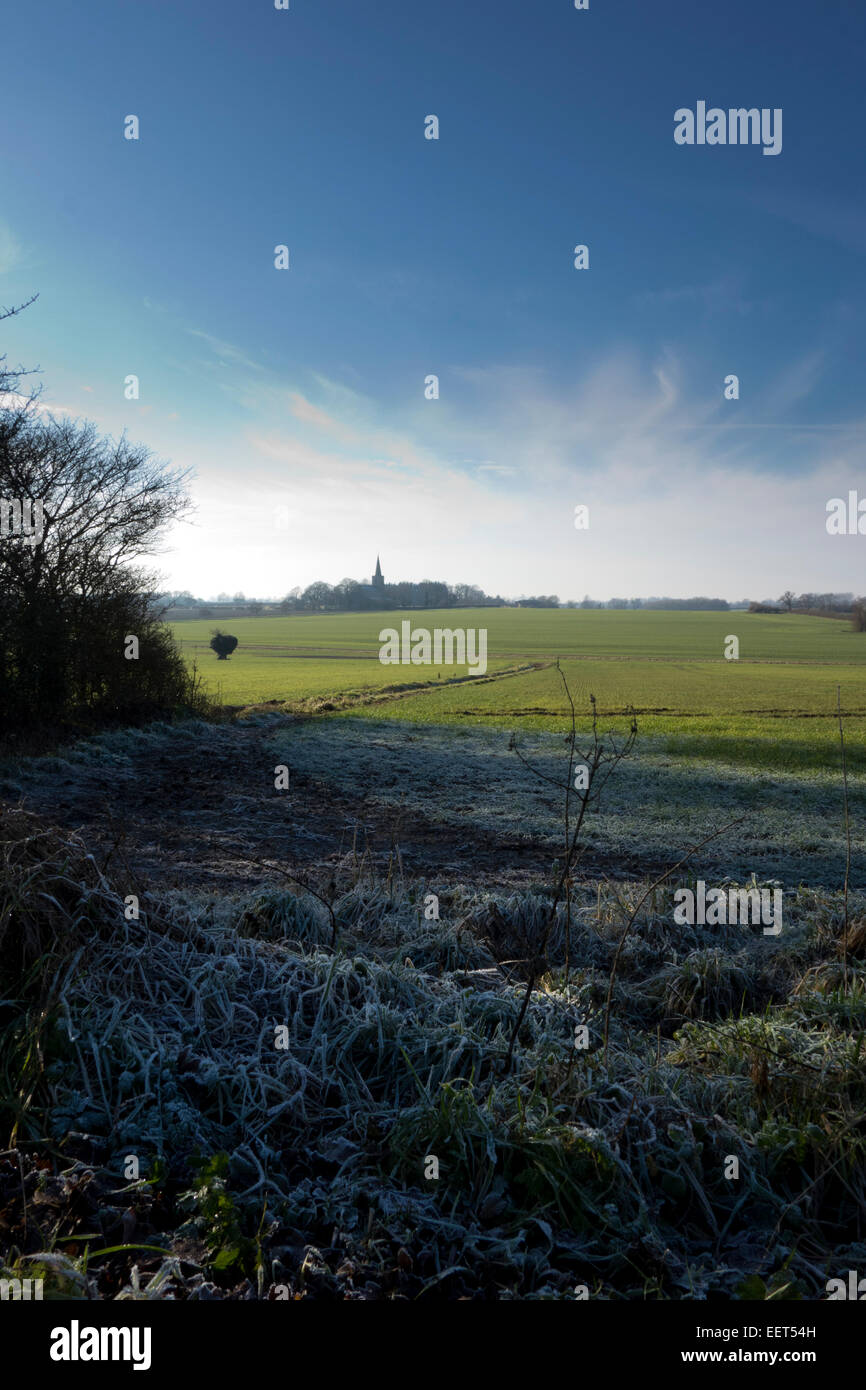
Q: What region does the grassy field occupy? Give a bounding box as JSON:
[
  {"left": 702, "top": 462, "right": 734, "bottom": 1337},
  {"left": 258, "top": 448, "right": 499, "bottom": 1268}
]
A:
[
  {"left": 3, "top": 610, "right": 862, "bottom": 1302},
  {"left": 173, "top": 608, "right": 866, "bottom": 769},
  {"left": 174, "top": 607, "right": 866, "bottom": 668}
]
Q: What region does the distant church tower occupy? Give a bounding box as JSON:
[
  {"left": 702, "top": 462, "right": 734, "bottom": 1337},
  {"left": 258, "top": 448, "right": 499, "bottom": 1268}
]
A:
[{"left": 371, "top": 555, "right": 385, "bottom": 591}]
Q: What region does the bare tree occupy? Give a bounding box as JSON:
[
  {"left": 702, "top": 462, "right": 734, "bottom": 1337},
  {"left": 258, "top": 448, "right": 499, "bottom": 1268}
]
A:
[
  {"left": 0, "top": 294, "right": 39, "bottom": 403},
  {"left": 0, "top": 403, "right": 194, "bottom": 728},
  {"left": 1, "top": 413, "right": 190, "bottom": 597}
]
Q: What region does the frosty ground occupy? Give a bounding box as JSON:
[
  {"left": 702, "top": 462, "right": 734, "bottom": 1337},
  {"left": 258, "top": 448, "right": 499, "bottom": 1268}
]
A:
[
  {"left": 1, "top": 712, "right": 863, "bottom": 1301},
  {"left": 4, "top": 713, "right": 862, "bottom": 893}
]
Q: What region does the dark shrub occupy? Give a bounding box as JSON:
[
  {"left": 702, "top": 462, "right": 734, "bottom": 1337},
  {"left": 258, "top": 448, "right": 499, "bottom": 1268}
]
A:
[{"left": 210, "top": 631, "right": 239, "bottom": 660}]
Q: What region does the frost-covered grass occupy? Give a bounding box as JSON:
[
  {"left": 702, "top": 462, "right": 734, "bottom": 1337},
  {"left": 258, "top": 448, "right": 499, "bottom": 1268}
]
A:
[
  {"left": 273, "top": 718, "right": 866, "bottom": 889},
  {"left": 2, "top": 802, "right": 864, "bottom": 1300},
  {"left": 0, "top": 719, "right": 225, "bottom": 794},
  {"left": 5, "top": 709, "right": 860, "bottom": 890}
]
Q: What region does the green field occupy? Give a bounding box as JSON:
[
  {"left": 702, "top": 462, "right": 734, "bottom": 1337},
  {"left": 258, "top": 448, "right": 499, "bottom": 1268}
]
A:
[
  {"left": 173, "top": 608, "right": 866, "bottom": 769},
  {"left": 175, "top": 607, "right": 866, "bottom": 666}
]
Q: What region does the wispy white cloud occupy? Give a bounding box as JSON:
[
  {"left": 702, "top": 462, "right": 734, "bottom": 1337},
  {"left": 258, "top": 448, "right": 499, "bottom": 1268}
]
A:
[
  {"left": 287, "top": 392, "right": 361, "bottom": 445},
  {"left": 187, "top": 329, "right": 267, "bottom": 374},
  {"left": 153, "top": 342, "right": 866, "bottom": 600},
  {"left": 0, "top": 392, "right": 80, "bottom": 418},
  {"left": 760, "top": 349, "right": 826, "bottom": 415}
]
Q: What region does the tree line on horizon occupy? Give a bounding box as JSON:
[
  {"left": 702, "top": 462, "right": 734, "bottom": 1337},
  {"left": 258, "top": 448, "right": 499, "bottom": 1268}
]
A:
[
  {"left": 164, "top": 586, "right": 752, "bottom": 615},
  {"left": 157, "top": 582, "right": 864, "bottom": 621},
  {"left": 751, "top": 591, "right": 861, "bottom": 616}
]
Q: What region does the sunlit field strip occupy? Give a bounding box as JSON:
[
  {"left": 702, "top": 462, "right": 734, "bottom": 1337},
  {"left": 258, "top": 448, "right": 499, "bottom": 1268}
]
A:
[
  {"left": 180, "top": 654, "right": 517, "bottom": 706},
  {"left": 171, "top": 607, "right": 866, "bottom": 663},
  {"left": 337, "top": 662, "right": 866, "bottom": 772},
  {"left": 179, "top": 645, "right": 866, "bottom": 720}
]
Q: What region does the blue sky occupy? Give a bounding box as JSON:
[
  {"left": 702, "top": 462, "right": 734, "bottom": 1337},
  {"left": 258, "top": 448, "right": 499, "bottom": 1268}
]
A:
[{"left": 2, "top": 0, "right": 865, "bottom": 600}]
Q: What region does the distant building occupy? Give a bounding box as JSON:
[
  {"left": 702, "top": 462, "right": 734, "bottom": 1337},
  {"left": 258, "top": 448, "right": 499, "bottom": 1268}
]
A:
[{"left": 361, "top": 554, "right": 386, "bottom": 600}]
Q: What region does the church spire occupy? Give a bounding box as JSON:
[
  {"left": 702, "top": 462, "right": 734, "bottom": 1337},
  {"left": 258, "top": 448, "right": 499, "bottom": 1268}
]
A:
[{"left": 372, "top": 555, "right": 384, "bottom": 587}]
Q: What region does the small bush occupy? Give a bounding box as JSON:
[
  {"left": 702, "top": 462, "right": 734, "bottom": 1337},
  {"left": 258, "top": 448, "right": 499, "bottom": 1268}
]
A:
[{"left": 210, "top": 631, "right": 239, "bottom": 660}]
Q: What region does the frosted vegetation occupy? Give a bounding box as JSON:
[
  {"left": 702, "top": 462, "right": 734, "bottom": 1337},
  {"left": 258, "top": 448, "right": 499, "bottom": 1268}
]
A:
[
  {"left": 1, "top": 713, "right": 863, "bottom": 1299},
  {"left": 276, "top": 718, "right": 865, "bottom": 890}
]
